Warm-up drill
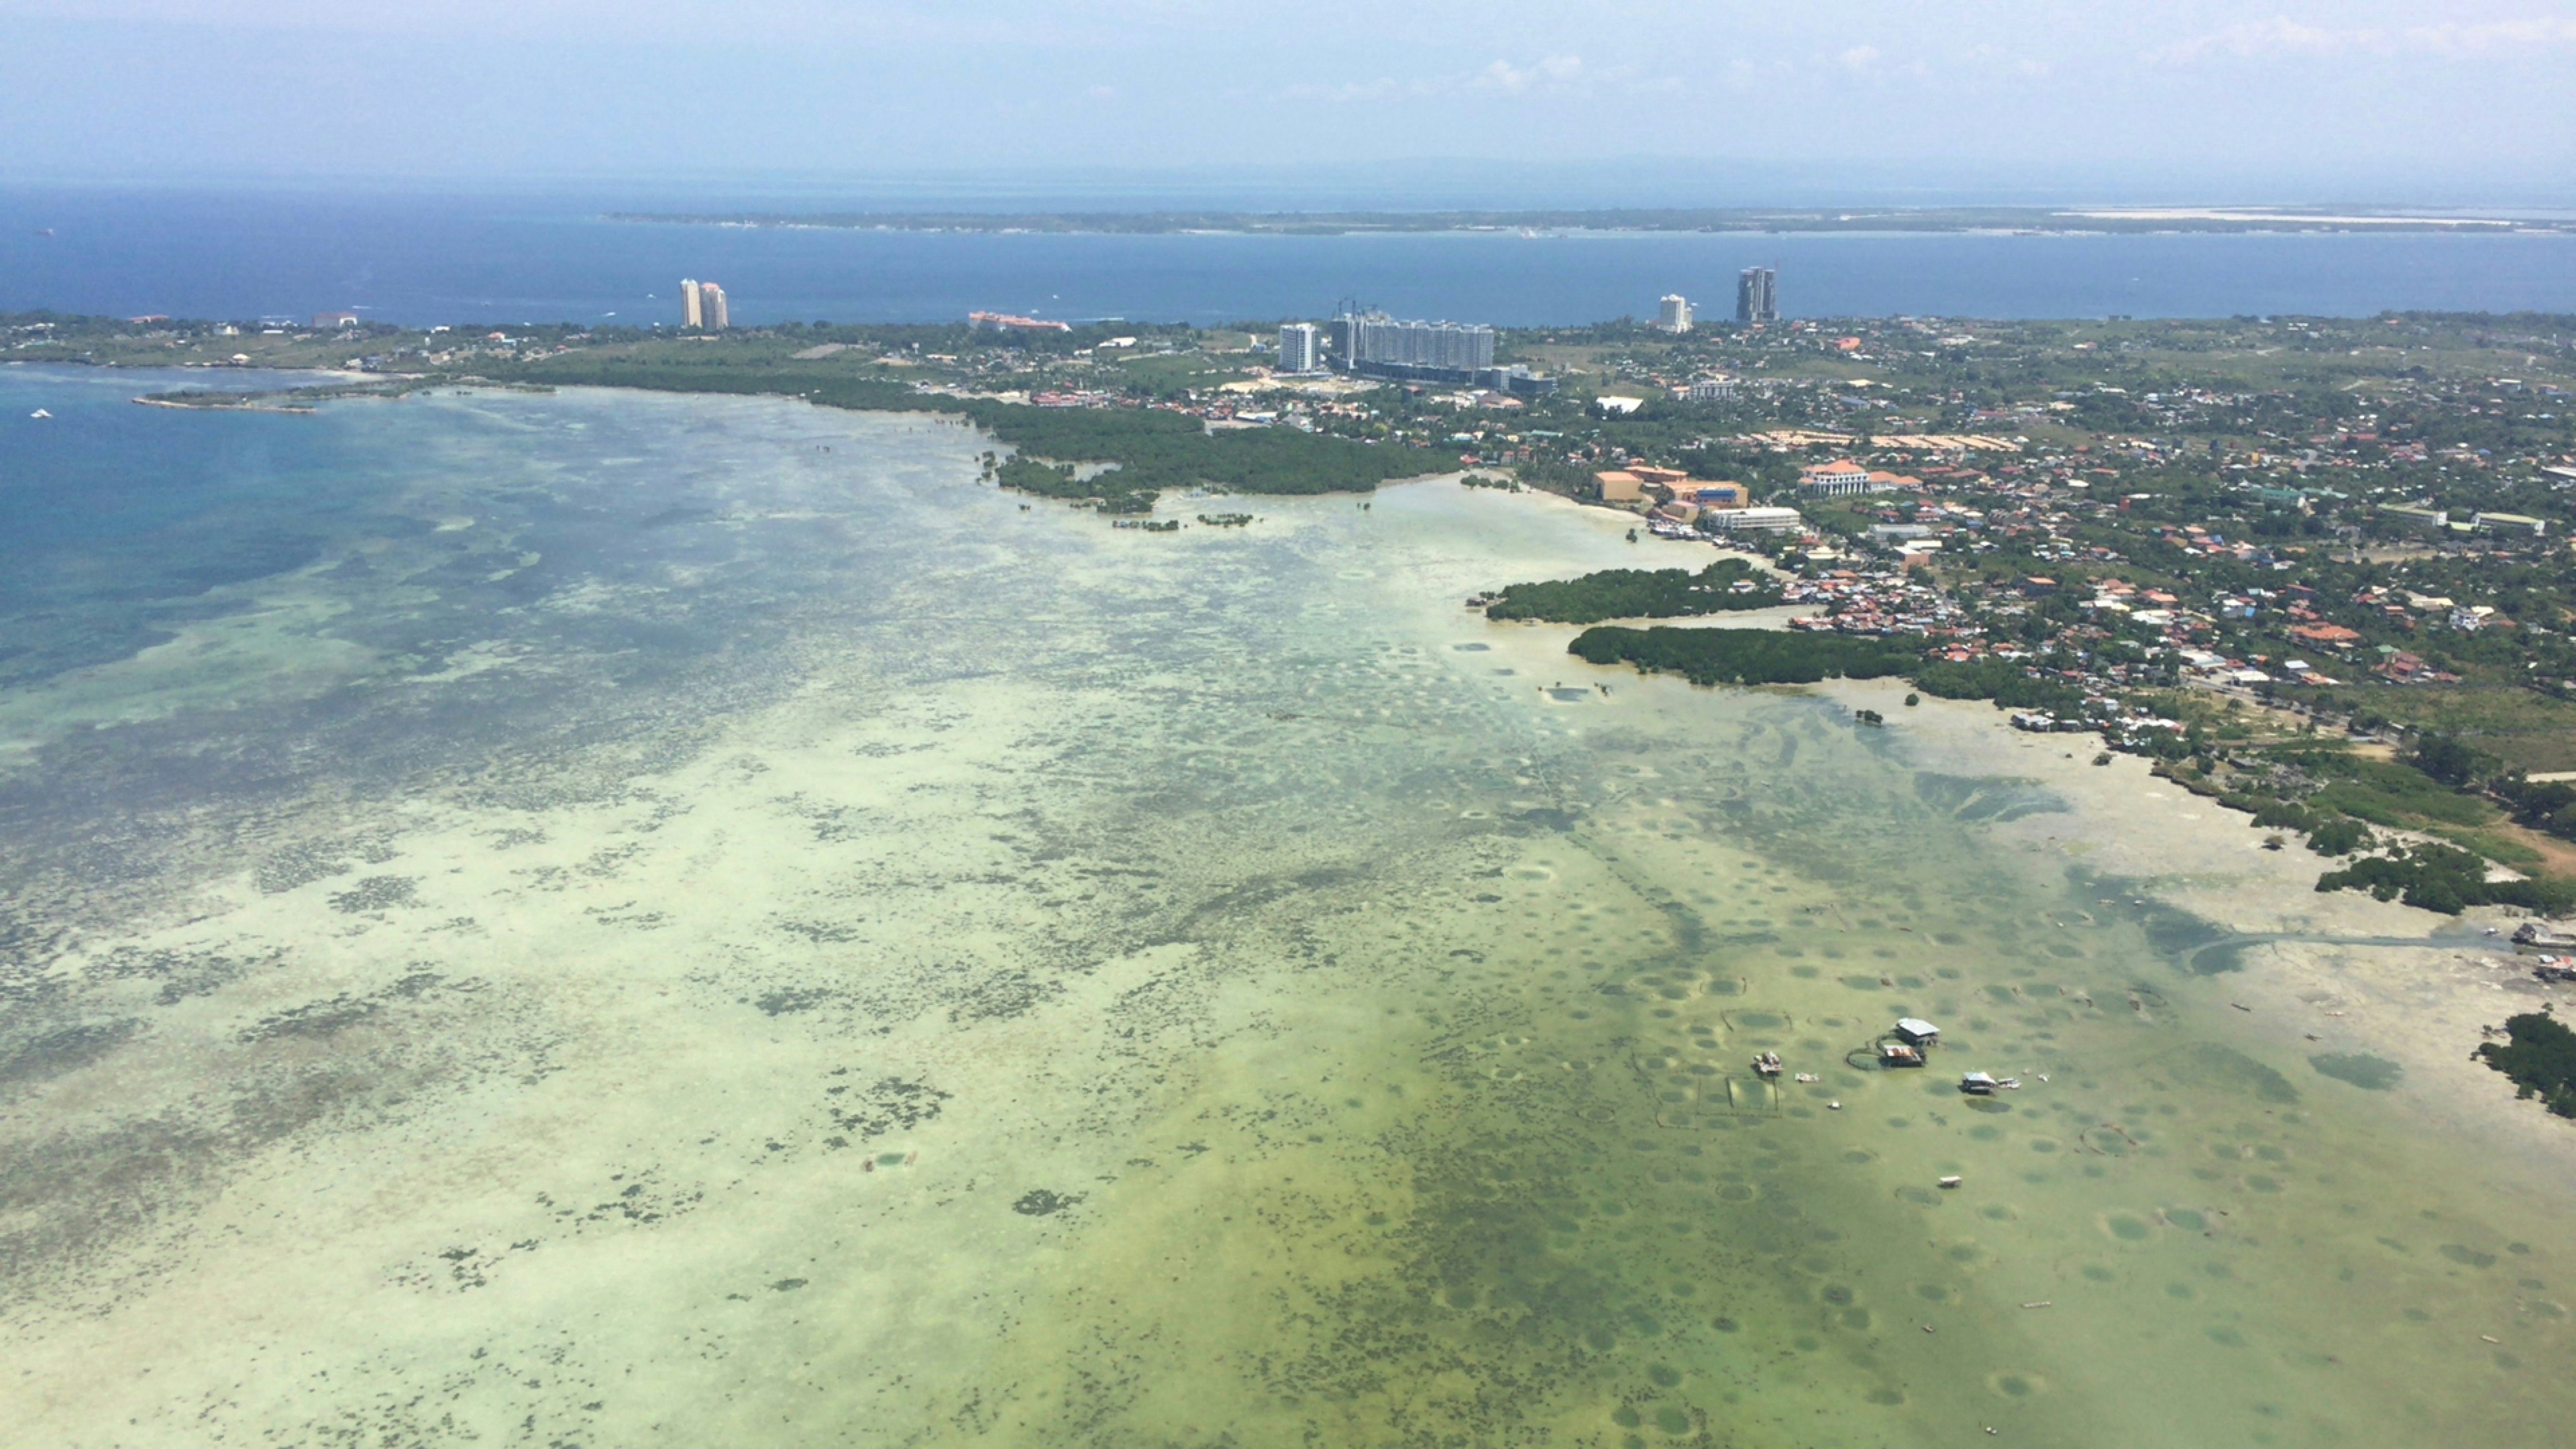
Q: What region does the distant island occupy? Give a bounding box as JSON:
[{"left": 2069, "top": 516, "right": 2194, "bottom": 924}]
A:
[{"left": 608, "top": 205, "right": 2575, "bottom": 237}]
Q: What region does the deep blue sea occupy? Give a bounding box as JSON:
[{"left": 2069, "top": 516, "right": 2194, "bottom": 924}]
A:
[{"left": 3, "top": 185, "right": 2573, "bottom": 329}]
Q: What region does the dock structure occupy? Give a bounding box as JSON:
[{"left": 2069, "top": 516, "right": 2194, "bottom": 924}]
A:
[{"left": 1894, "top": 1017, "right": 1940, "bottom": 1046}]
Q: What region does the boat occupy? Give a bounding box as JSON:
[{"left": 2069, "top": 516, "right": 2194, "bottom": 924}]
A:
[
  {"left": 1893, "top": 1017, "right": 1941, "bottom": 1046},
  {"left": 1752, "top": 1051, "right": 1783, "bottom": 1077},
  {"left": 1960, "top": 1071, "right": 2000, "bottom": 1095},
  {"left": 29, "top": 409, "right": 50, "bottom": 419}
]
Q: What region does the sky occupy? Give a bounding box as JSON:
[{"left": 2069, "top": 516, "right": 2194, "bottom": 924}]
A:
[{"left": 3, "top": 1, "right": 2573, "bottom": 203}]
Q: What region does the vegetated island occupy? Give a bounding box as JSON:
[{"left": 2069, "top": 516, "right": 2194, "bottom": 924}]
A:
[
  {"left": 1568, "top": 626, "right": 1914, "bottom": 686},
  {"left": 2475, "top": 1012, "right": 2576, "bottom": 1116},
  {"left": 608, "top": 206, "right": 2575, "bottom": 237},
  {"left": 1483, "top": 556, "right": 1782, "bottom": 623}
]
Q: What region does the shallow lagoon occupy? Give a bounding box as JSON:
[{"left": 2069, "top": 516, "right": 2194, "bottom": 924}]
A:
[{"left": 1, "top": 372, "right": 2569, "bottom": 1446}]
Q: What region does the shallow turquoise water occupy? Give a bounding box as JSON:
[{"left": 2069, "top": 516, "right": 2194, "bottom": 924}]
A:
[{"left": 1, "top": 372, "right": 2569, "bottom": 1447}]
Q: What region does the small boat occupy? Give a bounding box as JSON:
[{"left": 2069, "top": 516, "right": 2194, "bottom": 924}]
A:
[
  {"left": 1792, "top": 1072, "right": 1819, "bottom": 1083},
  {"left": 1752, "top": 1052, "right": 1783, "bottom": 1077},
  {"left": 1960, "top": 1071, "right": 2000, "bottom": 1095},
  {"left": 28, "top": 409, "right": 50, "bottom": 419},
  {"left": 1938, "top": 1175, "right": 1964, "bottom": 1189}
]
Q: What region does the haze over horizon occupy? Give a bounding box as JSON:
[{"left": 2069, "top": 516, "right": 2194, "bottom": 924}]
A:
[{"left": 3, "top": 1, "right": 2573, "bottom": 205}]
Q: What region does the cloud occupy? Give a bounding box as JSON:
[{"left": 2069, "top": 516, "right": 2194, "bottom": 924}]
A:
[
  {"left": 1288, "top": 53, "right": 1627, "bottom": 103},
  {"left": 1837, "top": 44, "right": 1880, "bottom": 72},
  {"left": 2149, "top": 13, "right": 2576, "bottom": 64},
  {"left": 1472, "top": 54, "right": 1585, "bottom": 93},
  {"left": 2402, "top": 17, "right": 2576, "bottom": 55}
]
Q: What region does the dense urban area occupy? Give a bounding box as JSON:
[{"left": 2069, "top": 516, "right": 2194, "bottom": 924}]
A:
[{"left": 14, "top": 297, "right": 2576, "bottom": 936}]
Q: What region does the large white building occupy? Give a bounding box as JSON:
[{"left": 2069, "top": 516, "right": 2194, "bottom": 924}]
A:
[
  {"left": 1797, "top": 460, "right": 1878, "bottom": 496},
  {"left": 1657, "top": 294, "right": 1693, "bottom": 333},
  {"left": 681, "top": 279, "right": 703, "bottom": 329},
  {"left": 1278, "top": 322, "right": 1322, "bottom": 374},
  {"left": 1703, "top": 505, "right": 1804, "bottom": 534}
]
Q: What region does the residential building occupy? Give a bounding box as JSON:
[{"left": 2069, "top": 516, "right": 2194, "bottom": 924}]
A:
[
  {"left": 1682, "top": 378, "right": 1738, "bottom": 402},
  {"left": 1331, "top": 312, "right": 1497, "bottom": 382},
  {"left": 698, "top": 282, "right": 729, "bottom": 330},
  {"left": 1595, "top": 470, "right": 1646, "bottom": 502},
  {"left": 313, "top": 311, "right": 361, "bottom": 329},
  {"left": 1736, "top": 267, "right": 1778, "bottom": 324},
  {"left": 1278, "top": 322, "right": 1322, "bottom": 374},
  {"left": 1656, "top": 294, "right": 1693, "bottom": 333},
  {"left": 681, "top": 279, "right": 703, "bottom": 330}
]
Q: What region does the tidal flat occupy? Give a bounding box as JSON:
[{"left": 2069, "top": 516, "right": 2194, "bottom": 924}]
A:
[{"left": 2, "top": 369, "right": 2571, "bottom": 1446}]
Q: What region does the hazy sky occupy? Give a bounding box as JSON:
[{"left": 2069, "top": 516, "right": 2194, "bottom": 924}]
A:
[{"left": 4, "top": 1, "right": 2572, "bottom": 199}]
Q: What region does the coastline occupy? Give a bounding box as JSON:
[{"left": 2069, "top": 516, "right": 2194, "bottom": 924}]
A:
[
  {"left": 1806, "top": 674, "right": 2576, "bottom": 1193},
  {"left": 7, "top": 390, "right": 2574, "bottom": 1444}
]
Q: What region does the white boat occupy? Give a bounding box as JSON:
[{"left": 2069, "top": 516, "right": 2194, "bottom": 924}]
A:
[
  {"left": 1960, "top": 1071, "right": 2000, "bottom": 1095},
  {"left": 29, "top": 409, "right": 51, "bottom": 419}
]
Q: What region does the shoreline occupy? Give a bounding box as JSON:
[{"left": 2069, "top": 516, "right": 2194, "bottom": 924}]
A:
[{"left": 1807, "top": 674, "right": 2576, "bottom": 1193}]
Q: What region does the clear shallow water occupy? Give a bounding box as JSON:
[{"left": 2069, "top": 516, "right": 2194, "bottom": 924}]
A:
[
  {"left": 7, "top": 186, "right": 2576, "bottom": 326},
  {"left": 1, "top": 372, "right": 2571, "bottom": 1446}
]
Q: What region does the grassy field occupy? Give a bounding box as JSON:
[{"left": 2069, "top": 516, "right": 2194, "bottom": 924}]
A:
[{"left": 2347, "top": 686, "right": 2576, "bottom": 773}]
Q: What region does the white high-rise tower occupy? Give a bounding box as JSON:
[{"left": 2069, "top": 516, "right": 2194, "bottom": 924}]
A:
[{"left": 1278, "top": 322, "right": 1322, "bottom": 374}]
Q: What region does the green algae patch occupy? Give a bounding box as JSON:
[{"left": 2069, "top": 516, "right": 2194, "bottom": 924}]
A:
[{"left": 2310, "top": 1053, "right": 2404, "bottom": 1091}]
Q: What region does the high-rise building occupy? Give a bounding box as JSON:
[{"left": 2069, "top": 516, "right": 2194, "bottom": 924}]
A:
[
  {"left": 1657, "top": 294, "right": 1693, "bottom": 333},
  {"left": 681, "top": 279, "right": 703, "bottom": 329},
  {"left": 1736, "top": 268, "right": 1778, "bottom": 325},
  {"left": 1331, "top": 313, "right": 1496, "bottom": 380},
  {"left": 1278, "top": 322, "right": 1322, "bottom": 374},
  {"left": 698, "top": 281, "right": 729, "bottom": 330}
]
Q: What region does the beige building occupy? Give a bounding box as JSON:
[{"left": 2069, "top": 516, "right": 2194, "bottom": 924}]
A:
[{"left": 1595, "top": 470, "right": 1646, "bottom": 503}]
